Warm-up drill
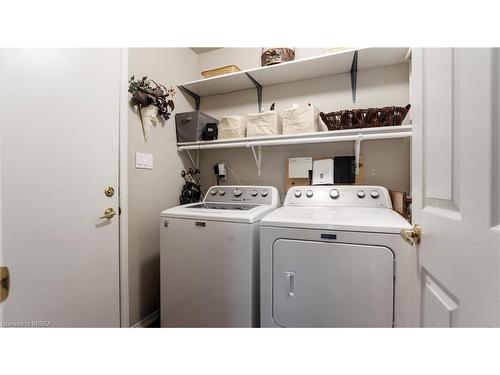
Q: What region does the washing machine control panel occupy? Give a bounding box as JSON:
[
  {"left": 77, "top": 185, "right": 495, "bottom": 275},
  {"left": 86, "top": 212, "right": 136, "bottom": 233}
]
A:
[
  {"left": 205, "top": 186, "right": 279, "bottom": 205},
  {"left": 285, "top": 186, "right": 392, "bottom": 208}
]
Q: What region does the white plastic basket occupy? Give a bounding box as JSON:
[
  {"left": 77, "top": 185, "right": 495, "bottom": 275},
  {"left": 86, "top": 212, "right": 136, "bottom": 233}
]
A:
[
  {"left": 246, "top": 110, "right": 282, "bottom": 137},
  {"left": 218, "top": 115, "right": 247, "bottom": 139},
  {"left": 282, "top": 104, "right": 320, "bottom": 135}
]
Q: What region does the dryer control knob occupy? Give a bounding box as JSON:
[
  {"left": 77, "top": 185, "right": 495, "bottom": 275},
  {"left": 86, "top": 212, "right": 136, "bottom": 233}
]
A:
[
  {"left": 370, "top": 190, "right": 380, "bottom": 199},
  {"left": 261, "top": 190, "right": 269, "bottom": 197},
  {"left": 294, "top": 190, "right": 302, "bottom": 198},
  {"left": 357, "top": 190, "right": 366, "bottom": 198},
  {"left": 330, "top": 189, "right": 340, "bottom": 199},
  {"left": 250, "top": 190, "right": 258, "bottom": 197},
  {"left": 210, "top": 189, "right": 217, "bottom": 196},
  {"left": 306, "top": 190, "right": 314, "bottom": 198},
  {"left": 233, "top": 189, "right": 242, "bottom": 197},
  {"left": 219, "top": 190, "right": 226, "bottom": 196}
]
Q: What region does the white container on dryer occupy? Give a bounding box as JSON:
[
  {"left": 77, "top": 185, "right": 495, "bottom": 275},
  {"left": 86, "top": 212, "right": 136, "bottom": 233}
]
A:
[
  {"left": 161, "top": 185, "right": 279, "bottom": 327},
  {"left": 260, "top": 185, "right": 419, "bottom": 328}
]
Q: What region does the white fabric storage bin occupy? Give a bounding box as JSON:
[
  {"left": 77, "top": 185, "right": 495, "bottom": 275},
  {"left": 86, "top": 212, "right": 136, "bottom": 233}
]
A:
[
  {"left": 218, "top": 115, "right": 247, "bottom": 139},
  {"left": 246, "top": 110, "right": 281, "bottom": 137},
  {"left": 282, "top": 104, "right": 320, "bottom": 135}
]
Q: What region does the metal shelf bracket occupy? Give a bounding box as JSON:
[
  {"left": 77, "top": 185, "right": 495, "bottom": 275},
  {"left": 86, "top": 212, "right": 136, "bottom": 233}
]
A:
[
  {"left": 250, "top": 145, "right": 262, "bottom": 176},
  {"left": 245, "top": 73, "right": 263, "bottom": 113},
  {"left": 350, "top": 51, "right": 358, "bottom": 103},
  {"left": 354, "top": 133, "right": 362, "bottom": 175},
  {"left": 185, "top": 149, "right": 200, "bottom": 169},
  {"left": 178, "top": 85, "right": 201, "bottom": 111}
]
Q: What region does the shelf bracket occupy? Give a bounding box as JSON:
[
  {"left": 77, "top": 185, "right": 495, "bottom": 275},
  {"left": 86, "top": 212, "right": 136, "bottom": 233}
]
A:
[
  {"left": 350, "top": 51, "right": 358, "bottom": 103},
  {"left": 354, "top": 133, "right": 362, "bottom": 175},
  {"left": 250, "top": 145, "right": 262, "bottom": 176},
  {"left": 178, "top": 85, "right": 201, "bottom": 111},
  {"left": 185, "top": 149, "right": 199, "bottom": 169},
  {"left": 245, "top": 73, "right": 263, "bottom": 113}
]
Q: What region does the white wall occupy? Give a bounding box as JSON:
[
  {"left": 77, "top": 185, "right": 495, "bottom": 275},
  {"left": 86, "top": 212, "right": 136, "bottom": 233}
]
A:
[
  {"left": 127, "top": 48, "right": 197, "bottom": 326},
  {"left": 193, "top": 48, "right": 411, "bottom": 199}
]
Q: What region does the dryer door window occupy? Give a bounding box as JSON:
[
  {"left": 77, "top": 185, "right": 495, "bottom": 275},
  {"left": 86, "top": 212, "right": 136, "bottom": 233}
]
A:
[{"left": 273, "top": 239, "right": 394, "bottom": 327}]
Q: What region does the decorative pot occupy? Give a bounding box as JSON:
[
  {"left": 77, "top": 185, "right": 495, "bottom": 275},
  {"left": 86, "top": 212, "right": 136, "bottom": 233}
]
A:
[
  {"left": 139, "top": 105, "right": 159, "bottom": 141},
  {"left": 261, "top": 48, "right": 295, "bottom": 66}
]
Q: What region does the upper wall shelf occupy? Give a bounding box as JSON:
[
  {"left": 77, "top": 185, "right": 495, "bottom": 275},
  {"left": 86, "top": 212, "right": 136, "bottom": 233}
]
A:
[{"left": 178, "top": 47, "right": 410, "bottom": 109}]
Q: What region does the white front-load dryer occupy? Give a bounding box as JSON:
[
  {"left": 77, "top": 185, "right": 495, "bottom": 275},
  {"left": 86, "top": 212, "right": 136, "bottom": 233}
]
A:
[
  {"left": 260, "top": 186, "right": 419, "bottom": 327},
  {"left": 160, "top": 186, "right": 279, "bottom": 327}
]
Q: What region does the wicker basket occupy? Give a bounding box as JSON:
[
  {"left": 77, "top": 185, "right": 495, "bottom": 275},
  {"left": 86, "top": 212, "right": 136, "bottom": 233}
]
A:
[
  {"left": 201, "top": 65, "right": 241, "bottom": 78},
  {"left": 319, "top": 104, "right": 411, "bottom": 131}
]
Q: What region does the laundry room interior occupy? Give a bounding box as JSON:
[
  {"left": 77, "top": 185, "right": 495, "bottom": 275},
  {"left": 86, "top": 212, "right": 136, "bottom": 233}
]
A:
[
  {"left": 129, "top": 47, "right": 414, "bottom": 328},
  {"left": 4, "top": 3, "right": 500, "bottom": 374},
  {"left": 0, "top": 46, "right": 498, "bottom": 331}
]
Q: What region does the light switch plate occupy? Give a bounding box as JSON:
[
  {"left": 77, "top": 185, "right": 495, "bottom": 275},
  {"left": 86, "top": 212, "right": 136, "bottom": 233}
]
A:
[{"left": 136, "top": 152, "right": 153, "bottom": 170}]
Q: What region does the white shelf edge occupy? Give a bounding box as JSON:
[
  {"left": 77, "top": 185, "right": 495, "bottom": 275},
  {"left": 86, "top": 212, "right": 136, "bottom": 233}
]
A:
[
  {"left": 177, "top": 125, "right": 412, "bottom": 151},
  {"left": 178, "top": 47, "right": 410, "bottom": 97},
  {"left": 179, "top": 48, "right": 357, "bottom": 87}
]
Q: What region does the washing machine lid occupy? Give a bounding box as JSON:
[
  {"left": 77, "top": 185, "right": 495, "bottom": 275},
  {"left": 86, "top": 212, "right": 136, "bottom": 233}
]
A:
[
  {"left": 260, "top": 206, "right": 412, "bottom": 233},
  {"left": 161, "top": 203, "right": 278, "bottom": 224}
]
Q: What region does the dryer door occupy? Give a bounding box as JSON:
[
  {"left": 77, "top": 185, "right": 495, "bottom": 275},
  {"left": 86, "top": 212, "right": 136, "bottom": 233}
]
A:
[{"left": 273, "top": 240, "right": 394, "bottom": 327}]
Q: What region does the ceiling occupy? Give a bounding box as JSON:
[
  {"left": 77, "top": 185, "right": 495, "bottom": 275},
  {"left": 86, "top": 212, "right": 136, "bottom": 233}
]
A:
[{"left": 190, "top": 47, "right": 222, "bottom": 54}]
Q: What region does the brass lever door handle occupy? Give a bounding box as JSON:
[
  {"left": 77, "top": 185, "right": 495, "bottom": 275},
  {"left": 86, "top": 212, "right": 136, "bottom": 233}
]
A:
[
  {"left": 100, "top": 208, "right": 117, "bottom": 219},
  {"left": 1, "top": 266, "right": 10, "bottom": 303},
  {"left": 400, "top": 224, "right": 422, "bottom": 246}
]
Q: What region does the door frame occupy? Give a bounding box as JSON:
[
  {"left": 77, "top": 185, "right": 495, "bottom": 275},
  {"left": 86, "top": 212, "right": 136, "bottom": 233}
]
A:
[
  {"left": 0, "top": 49, "right": 3, "bottom": 323},
  {"left": 119, "top": 48, "right": 130, "bottom": 327},
  {"left": 0, "top": 48, "right": 130, "bottom": 327}
]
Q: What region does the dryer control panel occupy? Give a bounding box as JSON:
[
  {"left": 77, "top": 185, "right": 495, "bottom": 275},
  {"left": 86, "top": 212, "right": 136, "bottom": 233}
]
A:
[
  {"left": 204, "top": 185, "right": 280, "bottom": 206},
  {"left": 284, "top": 186, "right": 392, "bottom": 208}
]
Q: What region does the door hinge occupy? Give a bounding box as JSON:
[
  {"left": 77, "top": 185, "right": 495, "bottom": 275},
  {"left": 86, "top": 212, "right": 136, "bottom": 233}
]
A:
[
  {"left": 119, "top": 207, "right": 122, "bottom": 215},
  {"left": 392, "top": 321, "right": 396, "bottom": 328}
]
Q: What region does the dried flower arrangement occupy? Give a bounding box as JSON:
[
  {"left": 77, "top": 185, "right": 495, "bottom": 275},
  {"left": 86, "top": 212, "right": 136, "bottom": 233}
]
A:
[{"left": 128, "top": 76, "right": 176, "bottom": 140}]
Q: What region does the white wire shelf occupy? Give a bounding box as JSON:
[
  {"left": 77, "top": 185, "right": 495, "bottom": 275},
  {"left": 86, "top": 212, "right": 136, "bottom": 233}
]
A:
[{"left": 177, "top": 125, "right": 412, "bottom": 151}]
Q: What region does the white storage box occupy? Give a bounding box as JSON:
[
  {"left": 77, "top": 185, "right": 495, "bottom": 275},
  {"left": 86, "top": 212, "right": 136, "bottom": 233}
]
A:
[
  {"left": 282, "top": 104, "right": 320, "bottom": 135},
  {"left": 218, "top": 115, "right": 247, "bottom": 139},
  {"left": 246, "top": 110, "right": 281, "bottom": 137}
]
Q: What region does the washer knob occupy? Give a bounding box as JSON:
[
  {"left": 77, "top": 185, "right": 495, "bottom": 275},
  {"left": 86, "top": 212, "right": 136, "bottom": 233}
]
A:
[
  {"left": 294, "top": 190, "right": 302, "bottom": 198},
  {"left": 250, "top": 190, "right": 258, "bottom": 197},
  {"left": 306, "top": 190, "right": 314, "bottom": 198},
  {"left": 261, "top": 190, "right": 268, "bottom": 197},
  {"left": 219, "top": 190, "right": 226, "bottom": 196},
  {"left": 370, "top": 190, "right": 380, "bottom": 199},
  {"left": 330, "top": 189, "right": 340, "bottom": 199},
  {"left": 233, "top": 189, "right": 242, "bottom": 197},
  {"left": 357, "top": 190, "right": 365, "bottom": 198},
  {"left": 210, "top": 189, "right": 217, "bottom": 196}
]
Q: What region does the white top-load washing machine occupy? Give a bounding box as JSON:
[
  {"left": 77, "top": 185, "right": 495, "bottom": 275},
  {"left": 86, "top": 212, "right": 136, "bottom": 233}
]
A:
[
  {"left": 161, "top": 185, "right": 279, "bottom": 327},
  {"left": 260, "top": 185, "right": 419, "bottom": 328}
]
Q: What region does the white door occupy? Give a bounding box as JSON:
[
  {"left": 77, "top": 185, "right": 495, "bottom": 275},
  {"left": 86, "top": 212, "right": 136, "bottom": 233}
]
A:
[
  {"left": 411, "top": 48, "right": 500, "bottom": 327},
  {"left": 272, "top": 240, "right": 394, "bottom": 327},
  {"left": 0, "top": 49, "right": 122, "bottom": 327}
]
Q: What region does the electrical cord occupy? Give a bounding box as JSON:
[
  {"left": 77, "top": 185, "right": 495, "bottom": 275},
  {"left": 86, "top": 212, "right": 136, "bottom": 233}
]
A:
[
  {"left": 221, "top": 161, "right": 243, "bottom": 185},
  {"left": 210, "top": 161, "right": 243, "bottom": 187}
]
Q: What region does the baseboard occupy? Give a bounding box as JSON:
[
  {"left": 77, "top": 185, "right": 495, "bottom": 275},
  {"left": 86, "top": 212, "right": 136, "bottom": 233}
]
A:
[{"left": 131, "top": 309, "right": 160, "bottom": 328}]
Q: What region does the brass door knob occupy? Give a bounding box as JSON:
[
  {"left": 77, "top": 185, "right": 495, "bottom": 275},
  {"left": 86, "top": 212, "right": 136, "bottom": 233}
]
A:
[
  {"left": 400, "top": 224, "right": 421, "bottom": 246},
  {"left": 1, "top": 266, "right": 10, "bottom": 303},
  {"left": 100, "top": 208, "right": 117, "bottom": 219},
  {"left": 104, "top": 186, "right": 115, "bottom": 197}
]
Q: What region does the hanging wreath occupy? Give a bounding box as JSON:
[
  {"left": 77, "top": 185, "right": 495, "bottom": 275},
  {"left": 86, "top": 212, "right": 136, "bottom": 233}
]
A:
[{"left": 128, "top": 76, "right": 176, "bottom": 140}]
